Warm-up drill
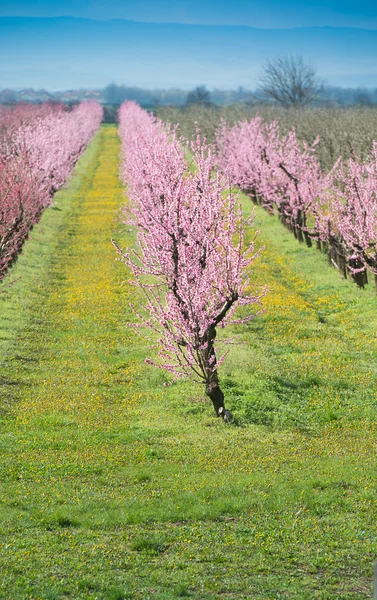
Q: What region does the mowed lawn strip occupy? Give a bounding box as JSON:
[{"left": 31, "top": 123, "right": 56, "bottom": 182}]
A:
[{"left": 0, "top": 124, "right": 376, "bottom": 599}]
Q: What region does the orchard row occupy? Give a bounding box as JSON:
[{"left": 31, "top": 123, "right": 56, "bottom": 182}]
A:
[
  {"left": 217, "top": 117, "right": 377, "bottom": 288},
  {"left": 0, "top": 101, "right": 103, "bottom": 280}
]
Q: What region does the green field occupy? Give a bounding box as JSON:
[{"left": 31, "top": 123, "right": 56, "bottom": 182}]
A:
[{"left": 1, "top": 124, "right": 376, "bottom": 599}]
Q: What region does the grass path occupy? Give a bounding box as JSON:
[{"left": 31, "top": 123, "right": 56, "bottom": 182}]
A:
[{"left": 1, "top": 125, "right": 377, "bottom": 599}]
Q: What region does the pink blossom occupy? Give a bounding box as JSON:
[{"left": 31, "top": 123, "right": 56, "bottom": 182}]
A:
[
  {"left": 0, "top": 101, "right": 103, "bottom": 280},
  {"left": 116, "top": 102, "right": 265, "bottom": 419}
]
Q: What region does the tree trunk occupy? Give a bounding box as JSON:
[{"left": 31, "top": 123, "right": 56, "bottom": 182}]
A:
[
  {"left": 348, "top": 258, "right": 368, "bottom": 288},
  {"left": 296, "top": 226, "right": 304, "bottom": 243},
  {"left": 328, "top": 243, "right": 336, "bottom": 267},
  {"left": 351, "top": 271, "right": 365, "bottom": 288},
  {"left": 203, "top": 326, "right": 232, "bottom": 422},
  {"left": 205, "top": 379, "right": 232, "bottom": 422},
  {"left": 304, "top": 231, "right": 312, "bottom": 248},
  {"left": 294, "top": 211, "right": 304, "bottom": 243},
  {"left": 206, "top": 380, "right": 225, "bottom": 415},
  {"left": 340, "top": 253, "right": 348, "bottom": 279}
]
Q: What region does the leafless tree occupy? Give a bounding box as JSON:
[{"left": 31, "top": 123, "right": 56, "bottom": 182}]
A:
[
  {"left": 256, "top": 56, "right": 323, "bottom": 108},
  {"left": 186, "top": 86, "right": 212, "bottom": 106}
]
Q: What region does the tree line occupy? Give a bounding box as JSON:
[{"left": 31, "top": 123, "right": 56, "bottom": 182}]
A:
[{"left": 2, "top": 55, "right": 377, "bottom": 109}]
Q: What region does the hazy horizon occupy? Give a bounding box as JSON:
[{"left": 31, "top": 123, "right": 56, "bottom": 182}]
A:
[{"left": 1, "top": 1, "right": 377, "bottom": 91}]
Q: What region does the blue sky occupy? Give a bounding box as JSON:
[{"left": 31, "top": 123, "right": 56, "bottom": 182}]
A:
[
  {"left": 1, "top": 2, "right": 377, "bottom": 90},
  {"left": 1, "top": 0, "right": 377, "bottom": 29}
]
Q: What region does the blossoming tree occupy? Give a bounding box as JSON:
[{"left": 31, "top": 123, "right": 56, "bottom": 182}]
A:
[
  {"left": 216, "top": 115, "right": 377, "bottom": 288},
  {"left": 328, "top": 145, "right": 377, "bottom": 286},
  {"left": 117, "top": 102, "right": 264, "bottom": 420},
  {"left": 0, "top": 101, "right": 103, "bottom": 281}
]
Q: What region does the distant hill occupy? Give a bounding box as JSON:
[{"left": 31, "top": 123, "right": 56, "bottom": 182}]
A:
[
  {"left": 1, "top": 17, "right": 377, "bottom": 89},
  {"left": 0, "top": 87, "right": 101, "bottom": 104}
]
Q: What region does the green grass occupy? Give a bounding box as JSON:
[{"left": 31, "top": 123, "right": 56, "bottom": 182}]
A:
[{"left": 0, "top": 124, "right": 377, "bottom": 599}]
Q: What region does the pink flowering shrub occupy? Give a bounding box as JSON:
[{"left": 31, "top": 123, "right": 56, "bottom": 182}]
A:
[
  {"left": 0, "top": 101, "right": 103, "bottom": 280},
  {"left": 217, "top": 116, "right": 377, "bottom": 288},
  {"left": 117, "top": 102, "right": 264, "bottom": 420},
  {"left": 326, "top": 146, "right": 377, "bottom": 285},
  {"left": 217, "top": 118, "right": 333, "bottom": 243}
]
